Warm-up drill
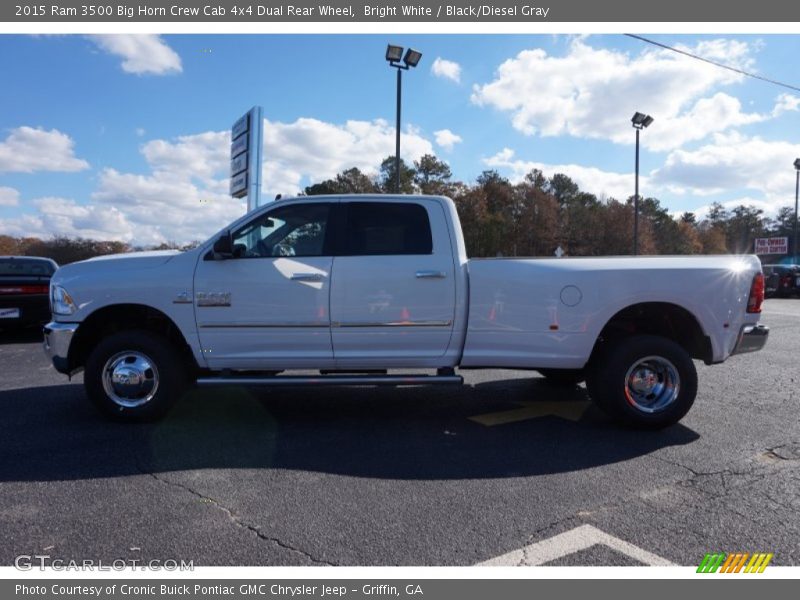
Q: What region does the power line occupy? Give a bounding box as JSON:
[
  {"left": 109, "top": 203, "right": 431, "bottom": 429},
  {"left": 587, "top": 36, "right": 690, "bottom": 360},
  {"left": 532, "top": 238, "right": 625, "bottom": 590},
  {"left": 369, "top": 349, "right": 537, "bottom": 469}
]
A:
[{"left": 624, "top": 33, "right": 800, "bottom": 94}]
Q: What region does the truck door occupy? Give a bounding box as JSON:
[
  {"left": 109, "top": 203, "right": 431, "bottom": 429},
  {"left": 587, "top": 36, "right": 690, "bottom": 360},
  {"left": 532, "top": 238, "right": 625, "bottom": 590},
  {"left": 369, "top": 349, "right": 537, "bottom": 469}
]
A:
[
  {"left": 330, "top": 199, "right": 456, "bottom": 365},
  {"left": 193, "top": 201, "right": 335, "bottom": 370}
]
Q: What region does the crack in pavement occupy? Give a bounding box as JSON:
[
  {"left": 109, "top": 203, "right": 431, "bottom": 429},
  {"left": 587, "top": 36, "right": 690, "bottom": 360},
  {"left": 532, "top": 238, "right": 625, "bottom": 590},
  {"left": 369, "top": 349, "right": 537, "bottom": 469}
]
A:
[
  {"left": 138, "top": 466, "right": 336, "bottom": 566},
  {"left": 764, "top": 442, "right": 800, "bottom": 461}
]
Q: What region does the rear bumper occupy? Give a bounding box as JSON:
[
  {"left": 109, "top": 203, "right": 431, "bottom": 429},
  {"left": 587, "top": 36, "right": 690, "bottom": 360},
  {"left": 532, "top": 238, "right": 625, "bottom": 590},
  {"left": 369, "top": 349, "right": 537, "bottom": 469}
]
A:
[
  {"left": 731, "top": 323, "right": 769, "bottom": 356},
  {"left": 43, "top": 321, "right": 80, "bottom": 374},
  {"left": 0, "top": 295, "right": 50, "bottom": 327}
]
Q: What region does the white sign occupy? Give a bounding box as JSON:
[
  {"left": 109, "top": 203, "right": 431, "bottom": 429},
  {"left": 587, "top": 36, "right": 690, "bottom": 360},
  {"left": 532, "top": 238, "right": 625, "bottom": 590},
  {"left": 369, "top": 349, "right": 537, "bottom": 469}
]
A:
[{"left": 754, "top": 237, "right": 788, "bottom": 255}]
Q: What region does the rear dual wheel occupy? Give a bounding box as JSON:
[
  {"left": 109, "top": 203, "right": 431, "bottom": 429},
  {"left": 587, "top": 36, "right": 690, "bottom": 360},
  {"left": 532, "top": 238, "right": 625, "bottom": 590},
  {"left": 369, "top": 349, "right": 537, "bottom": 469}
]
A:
[{"left": 586, "top": 335, "right": 697, "bottom": 429}]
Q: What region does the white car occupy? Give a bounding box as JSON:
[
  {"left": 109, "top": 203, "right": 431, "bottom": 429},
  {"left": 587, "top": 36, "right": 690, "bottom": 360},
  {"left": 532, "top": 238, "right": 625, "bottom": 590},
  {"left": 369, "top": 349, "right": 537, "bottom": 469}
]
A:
[{"left": 44, "top": 195, "right": 768, "bottom": 428}]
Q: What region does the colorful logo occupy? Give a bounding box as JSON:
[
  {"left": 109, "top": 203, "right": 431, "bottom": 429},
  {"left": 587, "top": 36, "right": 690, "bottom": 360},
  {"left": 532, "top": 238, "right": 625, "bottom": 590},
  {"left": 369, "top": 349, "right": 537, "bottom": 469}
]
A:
[{"left": 697, "top": 552, "right": 773, "bottom": 573}]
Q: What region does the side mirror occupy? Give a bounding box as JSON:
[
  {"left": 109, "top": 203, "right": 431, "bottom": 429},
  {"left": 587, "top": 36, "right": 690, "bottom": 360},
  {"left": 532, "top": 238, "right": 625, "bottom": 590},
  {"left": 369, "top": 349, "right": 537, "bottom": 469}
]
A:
[{"left": 211, "top": 231, "right": 233, "bottom": 259}]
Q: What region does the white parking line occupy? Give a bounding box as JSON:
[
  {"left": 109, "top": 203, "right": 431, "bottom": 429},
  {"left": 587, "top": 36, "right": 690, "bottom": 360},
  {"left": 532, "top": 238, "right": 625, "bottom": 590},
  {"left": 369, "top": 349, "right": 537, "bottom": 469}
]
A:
[
  {"left": 478, "top": 524, "right": 675, "bottom": 566},
  {"left": 762, "top": 310, "right": 800, "bottom": 317}
]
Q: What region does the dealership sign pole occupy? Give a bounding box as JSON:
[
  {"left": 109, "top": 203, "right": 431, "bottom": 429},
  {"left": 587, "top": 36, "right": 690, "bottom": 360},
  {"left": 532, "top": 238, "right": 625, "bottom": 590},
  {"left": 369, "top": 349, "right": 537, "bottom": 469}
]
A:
[{"left": 230, "top": 106, "right": 263, "bottom": 212}]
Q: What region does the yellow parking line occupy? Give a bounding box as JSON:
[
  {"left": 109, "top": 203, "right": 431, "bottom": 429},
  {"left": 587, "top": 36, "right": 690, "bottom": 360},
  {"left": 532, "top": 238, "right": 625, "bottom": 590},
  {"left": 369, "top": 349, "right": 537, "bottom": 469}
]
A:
[{"left": 469, "top": 400, "right": 591, "bottom": 427}]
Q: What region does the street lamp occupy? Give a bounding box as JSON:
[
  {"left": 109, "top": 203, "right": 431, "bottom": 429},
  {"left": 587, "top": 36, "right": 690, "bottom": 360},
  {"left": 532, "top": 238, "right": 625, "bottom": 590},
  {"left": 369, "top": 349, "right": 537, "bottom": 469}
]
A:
[
  {"left": 794, "top": 158, "right": 800, "bottom": 263},
  {"left": 631, "top": 112, "right": 654, "bottom": 255},
  {"left": 386, "top": 44, "right": 422, "bottom": 194}
]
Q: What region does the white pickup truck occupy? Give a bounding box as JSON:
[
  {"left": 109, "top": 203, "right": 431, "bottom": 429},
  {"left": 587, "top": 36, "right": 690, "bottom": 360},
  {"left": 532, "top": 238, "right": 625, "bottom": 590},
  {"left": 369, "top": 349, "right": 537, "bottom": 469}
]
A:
[{"left": 44, "top": 194, "right": 768, "bottom": 428}]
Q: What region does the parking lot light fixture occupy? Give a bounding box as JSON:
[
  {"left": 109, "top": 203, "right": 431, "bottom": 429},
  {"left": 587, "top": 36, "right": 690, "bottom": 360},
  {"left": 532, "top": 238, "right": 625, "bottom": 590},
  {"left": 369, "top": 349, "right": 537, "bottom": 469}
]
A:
[
  {"left": 403, "top": 48, "right": 423, "bottom": 68},
  {"left": 386, "top": 44, "right": 422, "bottom": 193},
  {"left": 385, "top": 44, "right": 403, "bottom": 63},
  {"left": 631, "top": 112, "right": 654, "bottom": 255}
]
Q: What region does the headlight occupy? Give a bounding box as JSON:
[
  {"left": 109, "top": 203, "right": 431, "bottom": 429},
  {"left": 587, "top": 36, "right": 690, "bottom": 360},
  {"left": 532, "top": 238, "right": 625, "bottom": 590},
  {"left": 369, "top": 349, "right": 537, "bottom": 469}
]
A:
[{"left": 51, "top": 285, "right": 77, "bottom": 316}]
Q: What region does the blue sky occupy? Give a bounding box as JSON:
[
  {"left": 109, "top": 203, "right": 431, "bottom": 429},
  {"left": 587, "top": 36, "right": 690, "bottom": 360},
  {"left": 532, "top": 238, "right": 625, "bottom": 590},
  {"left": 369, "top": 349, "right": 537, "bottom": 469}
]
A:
[{"left": 1, "top": 34, "right": 799, "bottom": 245}]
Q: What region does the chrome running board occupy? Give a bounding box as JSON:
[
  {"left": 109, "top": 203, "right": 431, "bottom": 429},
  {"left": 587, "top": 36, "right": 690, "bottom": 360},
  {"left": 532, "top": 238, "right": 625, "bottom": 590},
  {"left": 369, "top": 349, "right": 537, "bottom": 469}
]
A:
[{"left": 196, "top": 374, "right": 463, "bottom": 387}]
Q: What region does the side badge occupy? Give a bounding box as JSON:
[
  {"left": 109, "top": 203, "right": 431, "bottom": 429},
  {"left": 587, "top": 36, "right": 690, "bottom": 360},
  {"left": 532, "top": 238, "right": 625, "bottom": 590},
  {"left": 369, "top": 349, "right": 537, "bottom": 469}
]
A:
[{"left": 197, "top": 292, "right": 232, "bottom": 307}]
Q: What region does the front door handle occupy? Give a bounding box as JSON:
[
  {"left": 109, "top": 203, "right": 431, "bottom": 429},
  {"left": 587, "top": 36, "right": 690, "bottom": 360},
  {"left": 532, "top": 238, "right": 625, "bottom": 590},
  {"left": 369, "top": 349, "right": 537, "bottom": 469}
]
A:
[
  {"left": 291, "top": 273, "right": 325, "bottom": 282},
  {"left": 416, "top": 270, "right": 446, "bottom": 279}
]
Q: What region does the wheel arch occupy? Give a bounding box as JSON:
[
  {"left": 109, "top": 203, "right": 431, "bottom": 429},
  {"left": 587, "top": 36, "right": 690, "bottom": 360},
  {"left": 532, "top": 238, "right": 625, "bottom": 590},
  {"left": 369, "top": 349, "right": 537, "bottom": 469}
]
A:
[
  {"left": 67, "top": 303, "right": 198, "bottom": 374},
  {"left": 589, "top": 301, "right": 713, "bottom": 366}
]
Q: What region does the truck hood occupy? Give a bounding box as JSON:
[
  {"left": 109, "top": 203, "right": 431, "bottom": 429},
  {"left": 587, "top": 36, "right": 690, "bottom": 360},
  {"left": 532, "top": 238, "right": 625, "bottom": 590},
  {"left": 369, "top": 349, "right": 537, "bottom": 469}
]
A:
[{"left": 56, "top": 250, "right": 180, "bottom": 276}]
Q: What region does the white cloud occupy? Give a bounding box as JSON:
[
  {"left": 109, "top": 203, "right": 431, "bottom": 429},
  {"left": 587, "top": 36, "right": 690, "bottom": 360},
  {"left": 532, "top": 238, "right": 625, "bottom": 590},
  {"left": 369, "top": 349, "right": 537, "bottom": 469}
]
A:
[
  {"left": 431, "top": 57, "right": 462, "bottom": 83},
  {"left": 484, "top": 147, "right": 639, "bottom": 200},
  {"left": 772, "top": 93, "right": 800, "bottom": 117},
  {"left": 89, "top": 34, "right": 182, "bottom": 75},
  {"left": 0, "top": 126, "right": 89, "bottom": 173},
  {"left": 0, "top": 197, "right": 135, "bottom": 242},
  {"left": 90, "top": 128, "right": 245, "bottom": 245},
  {"left": 140, "top": 130, "right": 230, "bottom": 189},
  {"left": 135, "top": 128, "right": 146, "bottom": 137},
  {"left": 92, "top": 117, "right": 436, "bottom": 243},
  {"left": 651, "top": 132, "right": 800, "bottom": 204},
  {"left": 434, "top": 129, "right": 463, "bottom": 151},
  {"left": 0, "top": 117, "right": 438, "bottom": 245},
  {"left": 262, "top": 117, "right": 435, "bottom": 198},
  {"left": 687, "top": 197, "right": 784, "bottom": 221},
  {"left": 471, "top": 38, "right": 769, "bottom": 151},
  {"left": 0, "top": 187, "right": 20, "bottom": 207},
  {"left": 91, "top": 169, "right": 245, "bottom": 245}
]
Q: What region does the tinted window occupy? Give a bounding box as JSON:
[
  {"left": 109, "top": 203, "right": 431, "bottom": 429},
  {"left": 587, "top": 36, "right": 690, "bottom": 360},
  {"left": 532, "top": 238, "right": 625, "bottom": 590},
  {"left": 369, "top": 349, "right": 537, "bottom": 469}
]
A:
[
  {"left": 343, "top": 202, "right": 433, "bottom": 256},
  {"left": 0, "top": 258, "right": 56, "bottom": 276},
  {"left": 232, "top": 203, "right": 330, "bottom": 258}
]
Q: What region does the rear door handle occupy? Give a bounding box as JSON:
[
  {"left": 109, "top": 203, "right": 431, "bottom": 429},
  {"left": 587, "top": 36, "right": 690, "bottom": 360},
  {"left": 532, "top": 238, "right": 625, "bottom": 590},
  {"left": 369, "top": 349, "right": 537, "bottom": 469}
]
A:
[
  {"left": 291, "top": 273, "right": 325, "bottom": 282},
  {"left": 416, "top": 270, "right": 446, "bottom": 279}
]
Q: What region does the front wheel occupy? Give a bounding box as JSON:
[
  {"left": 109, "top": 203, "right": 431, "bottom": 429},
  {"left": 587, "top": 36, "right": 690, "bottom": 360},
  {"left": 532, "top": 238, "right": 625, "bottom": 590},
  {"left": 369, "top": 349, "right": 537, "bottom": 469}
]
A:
[
  {"left": 84, "top": 330, "right": 188, "bottom": 422},
  {"left": 586, "top": 335, "right": 697, "bottom": 429}
]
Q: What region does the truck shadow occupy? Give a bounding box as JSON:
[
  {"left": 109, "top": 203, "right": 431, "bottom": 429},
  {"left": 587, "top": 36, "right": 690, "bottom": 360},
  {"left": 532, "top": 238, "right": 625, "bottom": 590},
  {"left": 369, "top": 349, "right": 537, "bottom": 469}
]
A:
[{"left": 0, "top": 379, "right": 699, "bottom": 483}]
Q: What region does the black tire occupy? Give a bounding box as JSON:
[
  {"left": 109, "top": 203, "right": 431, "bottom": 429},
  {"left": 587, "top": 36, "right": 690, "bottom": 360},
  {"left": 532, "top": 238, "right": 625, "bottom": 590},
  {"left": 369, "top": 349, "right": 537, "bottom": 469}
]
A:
[
  {"left": 537, "top": 368, "right": 585, "bottom": 386},
  {"left": 84, "top": 330, "right": 188, "bottom": 422},
  {"left": 586, "top": 335, "right": 697, "bottom": 429}
]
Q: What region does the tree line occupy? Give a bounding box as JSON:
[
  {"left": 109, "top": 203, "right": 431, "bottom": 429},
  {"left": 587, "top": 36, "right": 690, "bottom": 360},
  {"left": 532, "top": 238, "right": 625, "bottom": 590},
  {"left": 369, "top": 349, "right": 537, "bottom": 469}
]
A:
[
  {"left": 305, "top": 154, "right": 796, "bottom": 259},
  {"left": 1, "top": 153, "right": 795, "bottom": 264}
]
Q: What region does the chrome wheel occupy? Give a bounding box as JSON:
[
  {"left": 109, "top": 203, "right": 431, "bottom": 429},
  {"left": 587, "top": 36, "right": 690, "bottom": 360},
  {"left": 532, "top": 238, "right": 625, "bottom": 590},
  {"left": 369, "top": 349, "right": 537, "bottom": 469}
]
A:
[
  {"left": 101, "top": 351, "right": 160, "bottom": 408},
  {"left": 623, "top": 355, "right": 680, "bottom": 414}
]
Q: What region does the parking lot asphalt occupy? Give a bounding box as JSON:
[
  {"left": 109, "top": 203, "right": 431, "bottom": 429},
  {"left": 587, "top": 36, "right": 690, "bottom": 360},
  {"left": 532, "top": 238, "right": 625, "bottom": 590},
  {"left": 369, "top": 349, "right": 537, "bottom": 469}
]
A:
[{"left": 0, "top": 300, "right": 798, "bottom": 567}]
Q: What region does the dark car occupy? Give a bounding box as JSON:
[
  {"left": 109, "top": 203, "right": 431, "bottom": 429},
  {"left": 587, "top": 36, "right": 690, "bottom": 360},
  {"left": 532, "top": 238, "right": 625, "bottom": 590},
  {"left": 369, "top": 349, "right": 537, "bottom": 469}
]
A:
[
  {"left": 763, "top": 264, "right": 800, "bottom": 298},
  {"left": 0, "top": 256, "right": 59, "bottom": 329}
]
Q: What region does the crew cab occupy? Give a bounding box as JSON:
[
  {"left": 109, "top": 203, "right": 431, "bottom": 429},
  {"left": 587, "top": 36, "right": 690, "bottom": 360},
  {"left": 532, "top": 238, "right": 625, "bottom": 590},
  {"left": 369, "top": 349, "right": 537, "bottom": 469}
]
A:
[{"left": 43, "top": 195, "right": 768, "bottom": 428}]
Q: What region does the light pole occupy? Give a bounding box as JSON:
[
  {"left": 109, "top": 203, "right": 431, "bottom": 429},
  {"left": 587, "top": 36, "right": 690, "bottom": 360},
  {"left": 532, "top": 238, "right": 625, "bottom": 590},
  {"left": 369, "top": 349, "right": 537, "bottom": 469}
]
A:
[
  {"left": 631, "top": 112, "right": 654, "bottom": 255},
  {"left": 385, "top": 44, "right": 422, "bottom": 194},
  {"left": 794, "top": 158, "right": 800, "bottom": 263}
]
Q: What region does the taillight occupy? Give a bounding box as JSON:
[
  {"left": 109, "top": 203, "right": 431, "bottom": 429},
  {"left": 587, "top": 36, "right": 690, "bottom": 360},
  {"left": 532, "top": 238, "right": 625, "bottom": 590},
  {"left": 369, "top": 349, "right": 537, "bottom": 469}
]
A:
[
  {"left": 747, "top": 273, "right": 765, "bottom": 313},
  {"left": 0, "top": 285, "right": 49, "bottom": 295}
]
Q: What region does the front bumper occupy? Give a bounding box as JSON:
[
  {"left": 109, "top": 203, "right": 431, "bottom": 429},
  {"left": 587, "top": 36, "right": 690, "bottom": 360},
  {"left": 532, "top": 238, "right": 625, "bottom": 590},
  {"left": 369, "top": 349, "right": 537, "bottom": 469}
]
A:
[
  {"left": 43, "top": 321, "right": 80, "bottom": 374},
  {"left": 731, "top": 323, "right": 769, "bottom": 356}
]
